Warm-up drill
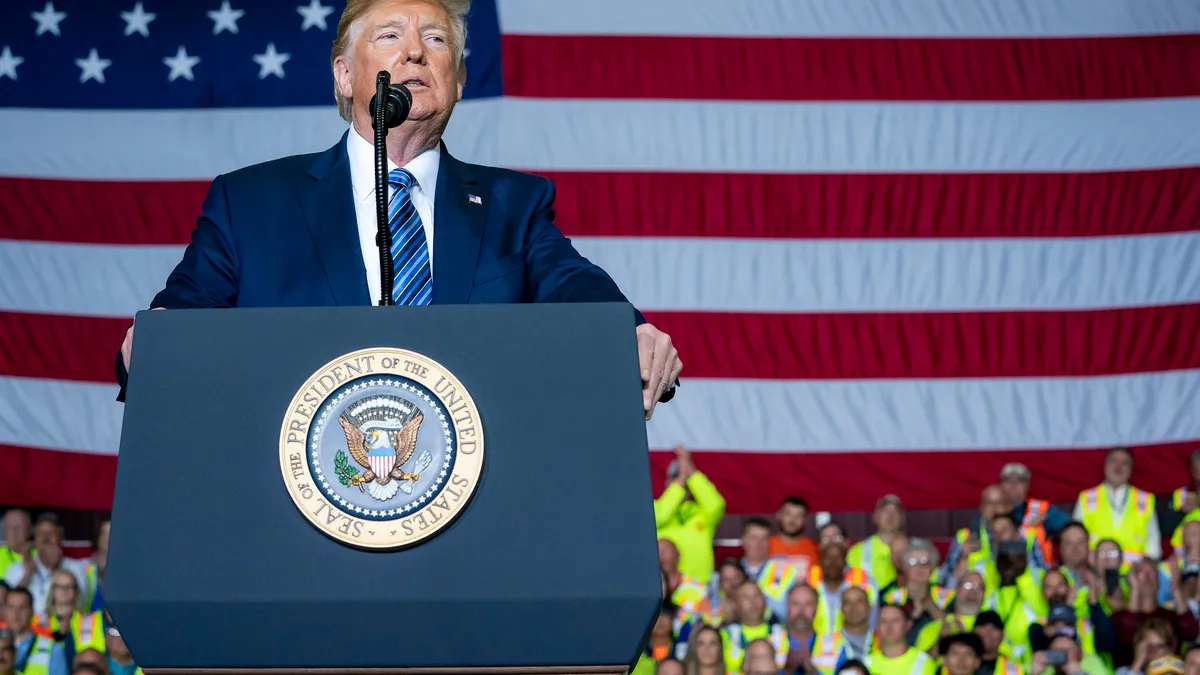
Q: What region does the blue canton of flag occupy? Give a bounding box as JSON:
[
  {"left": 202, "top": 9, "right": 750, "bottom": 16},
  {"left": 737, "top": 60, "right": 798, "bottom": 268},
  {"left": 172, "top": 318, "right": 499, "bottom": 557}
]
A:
[{"left": 0, "top": 0, "right": 502, "bottom": 108}]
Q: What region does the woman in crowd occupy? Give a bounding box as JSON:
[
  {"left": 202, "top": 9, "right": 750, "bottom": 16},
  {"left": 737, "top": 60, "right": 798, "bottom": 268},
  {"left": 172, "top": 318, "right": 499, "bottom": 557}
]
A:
[{"left": 682, "top": 624, "right": 726, "bottom": 675}]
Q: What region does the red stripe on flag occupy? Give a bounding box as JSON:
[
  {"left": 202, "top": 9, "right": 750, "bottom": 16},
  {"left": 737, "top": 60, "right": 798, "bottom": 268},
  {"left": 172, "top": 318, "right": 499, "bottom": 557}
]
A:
[
  {"left": 503, "top": 34, "right": 1200, "bottom": 101},
  {"left": 0, "top": 312, "right": 127, "bottom": 383},
  {"left": 8, "top": 305, "right": 1199, "bottom": 384},
  {"left": 4, "top": 169, "right": 1199, "bottom": 244},
  {"left": 643, "top": 305, "right": 1200, "bottom": 380},
  {"left": 0, "top": 444, "right": 116, "bottom": 510},
  {"left": 649, "top": 442, "right": 1197, "bottom": 514}
]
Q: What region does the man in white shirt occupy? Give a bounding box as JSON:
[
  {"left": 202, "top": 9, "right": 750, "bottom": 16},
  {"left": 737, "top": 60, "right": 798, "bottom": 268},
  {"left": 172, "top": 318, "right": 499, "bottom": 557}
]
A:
[
  {"left": 1073, "top": 447, "right": 1162, "bottom": 561},
  {"left": 2, "top": 514, "right": 88, "bottom": 615}
]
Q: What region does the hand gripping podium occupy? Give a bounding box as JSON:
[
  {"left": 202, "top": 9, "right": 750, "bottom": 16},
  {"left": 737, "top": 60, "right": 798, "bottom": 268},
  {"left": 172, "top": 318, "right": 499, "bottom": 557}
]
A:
[{"left": 106, "top": 303, "right": 662, "bottom": 675}]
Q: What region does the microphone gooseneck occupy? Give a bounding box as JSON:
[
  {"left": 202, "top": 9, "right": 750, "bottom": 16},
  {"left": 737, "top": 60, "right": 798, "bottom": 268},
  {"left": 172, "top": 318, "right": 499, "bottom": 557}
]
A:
[{"left": 369, "top": 71, "right": 414, "bottom": 306}]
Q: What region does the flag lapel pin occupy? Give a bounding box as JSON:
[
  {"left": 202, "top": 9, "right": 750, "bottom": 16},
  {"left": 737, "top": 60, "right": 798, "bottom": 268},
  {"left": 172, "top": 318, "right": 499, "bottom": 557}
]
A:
[{"left": 468, "top": 194, "right": 483, "bottom": 205}]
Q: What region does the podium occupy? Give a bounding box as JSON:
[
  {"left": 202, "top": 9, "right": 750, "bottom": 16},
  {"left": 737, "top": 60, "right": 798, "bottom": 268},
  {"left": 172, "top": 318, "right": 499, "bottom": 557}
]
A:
[{"left": 106, "top": 303, "right": 662, "bottom": 674}]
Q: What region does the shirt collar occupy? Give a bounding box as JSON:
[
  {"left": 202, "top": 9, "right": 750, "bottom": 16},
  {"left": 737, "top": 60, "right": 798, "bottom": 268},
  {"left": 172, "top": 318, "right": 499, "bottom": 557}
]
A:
[{"left": 347, "top": 127, "right": 440, "bottom": 203}]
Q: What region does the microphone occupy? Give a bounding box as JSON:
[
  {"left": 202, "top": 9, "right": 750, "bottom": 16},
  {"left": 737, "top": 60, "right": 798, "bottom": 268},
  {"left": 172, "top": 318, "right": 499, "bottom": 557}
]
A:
[{"left": 370, "top": 71, "right": 414, "bottom": 305}]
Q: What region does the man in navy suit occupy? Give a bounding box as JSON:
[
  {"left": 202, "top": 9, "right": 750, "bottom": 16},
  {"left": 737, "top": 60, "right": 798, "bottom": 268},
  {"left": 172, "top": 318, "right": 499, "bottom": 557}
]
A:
[{"left": 117, "top": 0, "right": 682, "bottom": 415}]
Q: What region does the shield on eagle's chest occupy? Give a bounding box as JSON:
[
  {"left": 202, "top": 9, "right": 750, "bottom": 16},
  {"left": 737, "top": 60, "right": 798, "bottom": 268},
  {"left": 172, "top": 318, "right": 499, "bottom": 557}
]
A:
[{"left": 369, "top": 446, "right": 394, "bottom": 482}]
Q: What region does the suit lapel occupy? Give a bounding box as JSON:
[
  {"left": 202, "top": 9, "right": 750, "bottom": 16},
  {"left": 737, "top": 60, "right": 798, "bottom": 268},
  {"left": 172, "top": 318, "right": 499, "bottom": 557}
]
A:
[
  {"left": 433, "top": 145, "right": 487, "bottom": 305},
  {"left": 301, "top": 132, "right": 372, "bottom": 306}
]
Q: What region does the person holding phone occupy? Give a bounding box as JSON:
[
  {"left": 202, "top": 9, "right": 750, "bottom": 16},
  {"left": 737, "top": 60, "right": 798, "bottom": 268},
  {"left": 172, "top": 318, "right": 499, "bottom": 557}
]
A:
[{"left": 1029, "top": 631, "right": 1108, "bottom": 675}]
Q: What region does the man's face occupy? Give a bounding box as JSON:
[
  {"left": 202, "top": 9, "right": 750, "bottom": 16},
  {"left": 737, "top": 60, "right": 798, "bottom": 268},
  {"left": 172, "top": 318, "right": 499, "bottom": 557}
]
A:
[
  {"left": 1043, "top": 572, "right": 1070, "bottom": 605},
  {"left": 875, "top": 503, "right": 903, "bottom": 533},
  {"left": 1095, "top": 540, "right": 1122, "bottom": 571},
  {"left": 1059, "top": 527, "right": 1090, "bottom": 568},
  {"left": 992, "top": 517, "right": 1018, "bottom": 542},
  {"left": 34, "top": 523, "right": 62, "bottom": 569},
  {"left": 2, "top": 512, "right": 29, "bottom": 549},
  {"left": 842, "top": 588, "right": 870, "bottom": 626},
  {"left": 742, "top": 525, "right": 770, "bottom": 561},
  {"left": 787, "top": 587, "right": 817, "bottom": 627},
  {"left": 818, "top": 526, "right": 846, "bottom": 560},
  {"left": 656, "top": 660, "right": 684, "bottom": 675},
  {"left": 651, "top": 613, "right": 673, "bottom": 640},
  {"left": 876, "top": 606, "right": 908, "bottom": 644},
  {"left": 734, "top": 583, "right": 766, "bottom": 623},
  {"left": 718, "top": 564, "right": 747, "bottom": 597},
  {"left": 3, "top": 594, "right": 32, "bottom": 633},
  {"left": 981, "top": 486, "right": 1007, "bottom": 519},
  {"left": 944, "top": 644, "right": 981, "bottom": 675},
  {"left": 334, "top": 0, "right": 465, "bottom": 128},
  {"left": 777, "top": 503, "right": 807, "bottom": 537},
  {"left": 1000, "top": 477, "right": 1028, "bottom": 506},
  {"left": 956, "top": 573, "right": 984, "bottom": 609},
  {"left": 1104, "top": 451, "right": 1132, "bottom": 485},
  {"left": 974, "top": 624, "right": 1002, "bottom": 655}
]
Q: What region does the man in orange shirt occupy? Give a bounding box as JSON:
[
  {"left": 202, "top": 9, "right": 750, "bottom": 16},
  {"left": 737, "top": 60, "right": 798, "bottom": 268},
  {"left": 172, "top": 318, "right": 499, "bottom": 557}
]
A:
[{"left": 769, "top": 497, "right": 821, "bottom": 579}]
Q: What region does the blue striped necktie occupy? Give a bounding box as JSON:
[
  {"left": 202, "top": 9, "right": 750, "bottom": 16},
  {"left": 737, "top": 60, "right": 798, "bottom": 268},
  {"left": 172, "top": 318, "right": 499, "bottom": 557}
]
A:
[{"left": 387, "top": 168, "right": 432, "bottom": 306}]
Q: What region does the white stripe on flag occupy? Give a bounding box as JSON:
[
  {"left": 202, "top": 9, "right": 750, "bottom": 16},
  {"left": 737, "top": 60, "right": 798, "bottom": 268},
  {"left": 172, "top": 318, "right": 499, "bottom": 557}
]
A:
[
  {"left": 5, "top": 369, "right": 1198, "bottom": 456},
  {"left": 496, "top": 0, "right": 1200, "bottom": 37},
  {"left": 4, "top": 98, "right": 1200, "bottom": 180},
  {"left": 4, "top": 234, "right": 1199, "bottom": 317}
]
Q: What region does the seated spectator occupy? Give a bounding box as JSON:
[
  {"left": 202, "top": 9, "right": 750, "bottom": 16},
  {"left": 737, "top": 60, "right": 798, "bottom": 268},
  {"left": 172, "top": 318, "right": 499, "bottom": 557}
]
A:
[
  {"left": 769, "top": 497, "right": 820, "bottom": 580},
  {"left": 1161, "top": 449, "right": 1200, "bottom": 555},
  {"left": 972, "top": 611, "right": 1023, "bottom": 675},
  {"left": 661, "top": 539, "right": 708, "bottom": 617},
  {"left": 680, "top": 624, "right": 725, "bottom": 675},
  {"left": 657, "top": 658, "right": 685, "bottom": 675},
  {"left": 939, "top": 633, "right": 985, "bottom": 675},
  {"left": 1074, "top": 447, "right": 1160, "bottom": 563},
  {"left": 655, "top": 445, "right": 726, "bottom": 582},
  {"left": 786, "top": 584, "right": 873, "bottom": 674},
  {"left": 1160, "top": 521, "right": 1200, "bottom": 608},
  {"left": 880, "top": 539, "right": 946, "bottom": 651},
  {"left": 811, "top": 523, "right": 871, "bottom": 635},
  {"left": 940, "top": 572, "right": 986, "bottom": 635},
  {"left": 939, "top": 486, "right": 1009, "bottom": 590},
  {"left": 38, "top": 569, "right": 106, "bottom": 665},
  {"left": 720, "top": 582, "right": 788, "bottom": 673},
  {"left": 1093, "top": 538, "right": 1128, "bottom": 612},
  {"left": 1001, "top": 463, "right": 1071, "bottom": 565},
  {"left": 1027, "top": 572, "right": 1115, "bottom": 657},
  {"left": 3, "top": 515, "right": 89, "bottom": 616},
  {"left": 741, "top": 517, "right": 800, "bottom": 621},
  {"left": 741, "top": 638, "right": 779, "bottom": 675},
  {"left": 706, "top": 559, "right": 749, "bottom": 627},
  {"left": 848, "top": 496, "right": 906, "bottom": 589},
  {"left": 838, "top": 587, "right": 874, "bottom": 664},
  {"left": 1028, "top": 631, "right": 1109, "bottom": 675},
  {"left": 1114, "top": 617, "right": 1177, "bottom": 675},
  {"left": 1112, "top": 562, "right": 1199, "bottom": 667},
  {"left": 1057, "top": 522, "right": 1096, "bottom": 616},
  {"left": 0, "top": 512, "right": 31, "bottom": 575},
  {"left": 784, "top": 584, "right": 818, "bottom": 675},
  {"left": 4, "top": 587, "right": 66, "bottom": 675},
  {"left": 867, "top": 604, "right": 935, "bottom": 675}
]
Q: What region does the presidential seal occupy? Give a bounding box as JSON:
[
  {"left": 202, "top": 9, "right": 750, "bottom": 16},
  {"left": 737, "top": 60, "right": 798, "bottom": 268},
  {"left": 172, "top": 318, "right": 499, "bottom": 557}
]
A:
[{"left": 279, "top": 348, "right": 484, "bottom": 549}]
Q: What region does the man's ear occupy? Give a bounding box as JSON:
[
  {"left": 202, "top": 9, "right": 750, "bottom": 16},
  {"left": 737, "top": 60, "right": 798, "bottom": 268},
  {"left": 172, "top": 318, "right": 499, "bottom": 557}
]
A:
[
  {"left": 334, "top": 55, "right": 354, "bottom": 101},
  {"left": 456, "top": 60, "right": 467, "bottom": 102}
]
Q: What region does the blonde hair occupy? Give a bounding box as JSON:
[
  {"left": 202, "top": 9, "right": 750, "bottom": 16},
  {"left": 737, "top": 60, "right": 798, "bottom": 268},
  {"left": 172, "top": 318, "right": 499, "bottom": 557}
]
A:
[{"left": 332, "top": 0, "right": 470, "bottom": 122}]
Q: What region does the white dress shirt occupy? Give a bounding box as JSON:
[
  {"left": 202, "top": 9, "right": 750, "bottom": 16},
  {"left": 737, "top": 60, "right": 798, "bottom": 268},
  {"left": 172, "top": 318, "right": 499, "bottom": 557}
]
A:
[
  {"left": 3, "top": 555, "right": 89, "bottom": 615},
  {"left": 346, "top": 128, "right": 439, "bottom": 304},
  {"left": 1073, "top": 483, "right": 1162, "bottom": 559}
]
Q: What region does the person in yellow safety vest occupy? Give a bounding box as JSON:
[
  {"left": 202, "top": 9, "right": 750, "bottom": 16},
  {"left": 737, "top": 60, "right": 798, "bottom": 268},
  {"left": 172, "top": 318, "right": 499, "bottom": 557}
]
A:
[
  {"left": 654, "top": 445, "right": 726, "bottom": 583},
  {"left": 82, "top": 518, "right": 109, "bottom": 614},
  {"left": 738, "top": 518, "right": 799, "bottom": 621},
  {"left": 938, "top": 633, "right": 987, "bottom": 675},
  {"left": 848, "top": 495, "right": 906, "bottom": 590},
  {"left": 811, "top": 522, "right": 875, "bottom": 635},
  {"left": 1073, "top": 447, "right": 1161, "bottom": 562},
  {"left": 1169, "top": 513, "right": 1200, "bottom": 562},
  {"left": 1027, "top": 632, "right": 1108, "bottom": 675},
  {"left": 1164, "top": 449, "right": 1200, "bottom": 557},
  {"left": 720, "top": 581, "right": 789, "bottom": 674},
  {"left": 703, "top": 559, "right": 750, "bottom": 627},
  {"left": 933, "top": 572, "right": 989, "bottom": 641},
  {"left": 971, "top": 611, "right": 1024, "bottom": 675},
  {"left": 787, "top": 584, "right": 872, "bottom": 675},
  {"left": 660, "top": 539, "right": 709, "bottom": 619},
  {"left": 35, "top": 569, "right": 107, "bottom": 660},
  {"left": 999, "top": 464, "right": 1072, "bottom": 568},
  {"left": 868, "top": 604, "right": 937, "bottom": 675},
  {"left": 936, "top": 486, "right": 1009, "bottom": 590},
  {"left": 3, "top": 587, "right": 66, "bottom": 675},
  {"left": 881, "top": 538, "right": 948, "bottom": 652},
  {"left": 0, "top": 510, "right": 33, "bottom": 575},
  {"left": 1029, "top": 570, "right": 1115, "bottom": 657}
]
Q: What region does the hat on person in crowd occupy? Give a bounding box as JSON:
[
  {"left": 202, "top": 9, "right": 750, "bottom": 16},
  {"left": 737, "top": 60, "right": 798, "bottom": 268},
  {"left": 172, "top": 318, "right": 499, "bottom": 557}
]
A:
[
  {"left": 1149, "top": 657, "right": 1185, "bottom": 675},
  {"left": 1046, "top": 604, "right": 1076, "bottom": 627},
  {"left": 877, "top": 494, "right": 904, "bottom": 511},
  {"left": 974, "top": 611, "right": 1005, "bottom": 631},
  {"left": 1000, "top": 463, "right": 1031, "bottom": 481}
]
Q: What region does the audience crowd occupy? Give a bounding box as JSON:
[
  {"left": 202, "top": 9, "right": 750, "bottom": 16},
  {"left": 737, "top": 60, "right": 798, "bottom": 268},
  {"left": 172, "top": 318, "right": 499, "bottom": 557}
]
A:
[
  {"left": 641, "top": 446, "right": 1200, "bottom": 675},
  {"left": 0, "top": 444, "right": 1195, "bottom": 675}
]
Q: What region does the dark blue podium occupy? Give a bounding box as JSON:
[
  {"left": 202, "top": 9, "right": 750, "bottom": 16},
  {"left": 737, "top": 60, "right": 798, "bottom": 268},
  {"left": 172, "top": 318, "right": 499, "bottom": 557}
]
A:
[{"left": 106, "top": 303, "right": 661, "bottom": 674}]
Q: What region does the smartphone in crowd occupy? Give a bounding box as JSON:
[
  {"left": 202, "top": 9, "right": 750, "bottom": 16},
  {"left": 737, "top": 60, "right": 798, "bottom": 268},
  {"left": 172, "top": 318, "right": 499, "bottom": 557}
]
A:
[
  {"left": 1104, "top": 568, "right": 1121, "bottom": 595},
  {"left": 1044, "top": 650, "right": 1068, "bottom": 667}
]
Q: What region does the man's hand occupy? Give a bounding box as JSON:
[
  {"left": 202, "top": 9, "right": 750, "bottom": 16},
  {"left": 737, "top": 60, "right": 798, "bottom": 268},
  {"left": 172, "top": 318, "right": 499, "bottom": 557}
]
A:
[
  {"left": 636, "top": 323, "right": 682, "bottom": 420},
  {"left": 674, "top": 445, "right": 695, "bottom": 483},
  {"left": 121, "top": 307, "right": 166, "bottom": 371}
]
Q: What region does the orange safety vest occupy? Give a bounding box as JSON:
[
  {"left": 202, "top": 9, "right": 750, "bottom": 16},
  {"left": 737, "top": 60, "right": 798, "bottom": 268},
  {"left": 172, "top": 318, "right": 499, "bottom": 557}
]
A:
[{"left": 1021, "top": 499, "right": 1056, "bottom": 565}]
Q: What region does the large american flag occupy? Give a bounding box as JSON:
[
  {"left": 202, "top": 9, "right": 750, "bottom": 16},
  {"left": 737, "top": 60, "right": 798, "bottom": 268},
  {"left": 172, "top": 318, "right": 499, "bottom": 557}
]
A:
[{"left": 2, "top": 0, "right": 1199, "bottom": 514}]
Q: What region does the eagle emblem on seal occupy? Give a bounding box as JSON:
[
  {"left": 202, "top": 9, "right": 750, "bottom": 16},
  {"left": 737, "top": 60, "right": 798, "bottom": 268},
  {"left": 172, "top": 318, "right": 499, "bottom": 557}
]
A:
[{"left": 335, "top": 395, "right": 433, "bottom": 501}]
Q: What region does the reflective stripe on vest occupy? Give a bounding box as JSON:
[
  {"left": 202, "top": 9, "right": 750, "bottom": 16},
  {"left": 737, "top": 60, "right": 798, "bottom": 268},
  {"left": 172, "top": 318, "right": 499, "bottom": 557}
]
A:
[
  {"left": 811, "top": 631, "right": 844, "bottom": 675},
  {"left": 996, "top": 656, "right": 1021, "bottom": 675},
  {"left": 867, "top": 648, "right": 930, "bottom": 675},
  {"left": 722, "top": 622, "right": 788, "bottom": 671},
  {"left": 16, "top": 634, "right": 55, "bottom": 675}
]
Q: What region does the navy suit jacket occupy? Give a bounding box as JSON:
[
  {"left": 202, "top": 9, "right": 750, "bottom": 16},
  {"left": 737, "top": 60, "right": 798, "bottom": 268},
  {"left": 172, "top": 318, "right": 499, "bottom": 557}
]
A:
[{"left": 115, "top": 132, "right": 646, "bottom": 400}]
